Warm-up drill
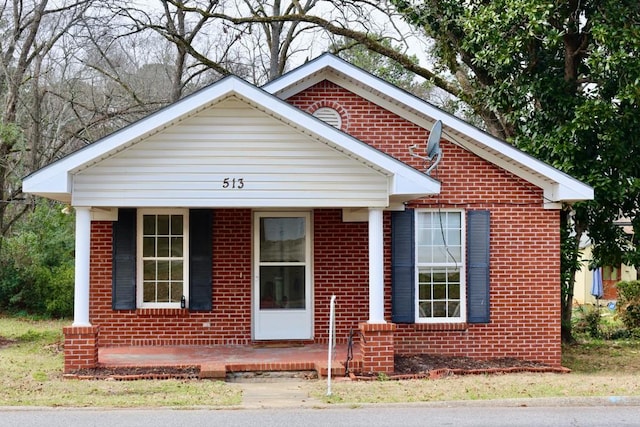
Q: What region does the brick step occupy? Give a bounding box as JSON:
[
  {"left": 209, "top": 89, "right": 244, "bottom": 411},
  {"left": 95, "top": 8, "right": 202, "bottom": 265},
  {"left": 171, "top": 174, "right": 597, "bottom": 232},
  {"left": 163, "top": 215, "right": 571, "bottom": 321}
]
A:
[
  {"left": 315, "top": 360, "right": 346, "bottom": 377},
  {"left": 199, "top": 360, "right": 349, "bottom": 380}
]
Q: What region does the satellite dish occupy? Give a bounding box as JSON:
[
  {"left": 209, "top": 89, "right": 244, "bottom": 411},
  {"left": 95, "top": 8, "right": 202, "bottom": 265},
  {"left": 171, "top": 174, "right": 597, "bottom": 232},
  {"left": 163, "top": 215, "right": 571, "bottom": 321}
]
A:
[
  {"left": 426, "top": 120, "right": 442, "bottom": 160},
  {"left": 408, "top": 119, "right": 444, "bottom": 176}
]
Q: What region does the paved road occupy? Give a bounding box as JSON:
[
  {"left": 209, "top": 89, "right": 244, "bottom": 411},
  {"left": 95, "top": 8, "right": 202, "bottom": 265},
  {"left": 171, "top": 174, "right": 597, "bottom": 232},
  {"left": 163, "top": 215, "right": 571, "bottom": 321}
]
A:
[
  {"left": 2, "top": 381, "right": 639, "bottom": 426},
  {"left": 1, "top": 404, "right": 640, "bottom": 427}
]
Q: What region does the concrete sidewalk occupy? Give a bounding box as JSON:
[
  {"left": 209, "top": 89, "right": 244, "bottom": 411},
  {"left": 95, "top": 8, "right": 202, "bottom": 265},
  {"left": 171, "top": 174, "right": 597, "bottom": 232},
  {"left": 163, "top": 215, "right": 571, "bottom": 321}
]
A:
[
  {"left": 231, "top": 379, "right": 640, "bottom": 409},
  {"left": 235, "top": 381, "right": 322, "bottom": 408}
]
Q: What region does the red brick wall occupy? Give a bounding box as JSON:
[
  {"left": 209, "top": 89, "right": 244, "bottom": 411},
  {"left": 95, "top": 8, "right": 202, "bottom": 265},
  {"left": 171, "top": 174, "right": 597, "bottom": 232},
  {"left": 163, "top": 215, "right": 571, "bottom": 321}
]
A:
[
  {"left": 85, "top": 79, "right": 561, "bottom": 366},
  {"left": 288, "top": 81, "right": 561, "bottom": 366},
  {"left": 89, "top": 208, "right": 370, "bottom": 346},
  {"left": 90, "top": 209, "right": 254, "bottom": 347},
  {"left": 314, "top": 209, "right": 369, "bottom": 341},
  {"left": 63, "top": 326, "right": 99, "bottom": 373}
]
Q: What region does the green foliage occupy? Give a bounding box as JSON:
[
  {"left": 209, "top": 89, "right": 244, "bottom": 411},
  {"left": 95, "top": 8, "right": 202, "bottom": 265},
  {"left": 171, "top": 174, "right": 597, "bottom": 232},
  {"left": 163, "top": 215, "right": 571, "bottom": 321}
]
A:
[
  {"left": 617, "top": 280, "right": 640, "bottom": 332},
  {"left": 376, "top": 372, "right": 390, "bottom": 381},
  {"left": 0, "top": 201, "right": 74, "bottom": 317},
  {"left": 332, "top": 38, "right": 435, "bottom": 98},
  {"left": 0, "top": 123, "right": 24, "bottom": 149},
  {"left": 584, "top": 307, "right": 601, "bottom": 339},
  {"left": 392, "top": 0, "right": 640, "bottom": 342},
  {"left": 572, "top": 305, "right": 635, "bottom": 340}
]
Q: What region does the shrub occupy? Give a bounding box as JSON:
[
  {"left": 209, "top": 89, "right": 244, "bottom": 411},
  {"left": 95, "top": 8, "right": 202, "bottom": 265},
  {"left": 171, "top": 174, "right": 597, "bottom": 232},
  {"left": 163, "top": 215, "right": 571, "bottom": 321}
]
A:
[
  {"left": 573, "top": 305, "right": 603, "bottom": 338},
  {"left": 0, "top": 201, "right": 74, "bottom": 317},
  {"left": 616, "top": 280, "right": 640, "bottom": 333}
]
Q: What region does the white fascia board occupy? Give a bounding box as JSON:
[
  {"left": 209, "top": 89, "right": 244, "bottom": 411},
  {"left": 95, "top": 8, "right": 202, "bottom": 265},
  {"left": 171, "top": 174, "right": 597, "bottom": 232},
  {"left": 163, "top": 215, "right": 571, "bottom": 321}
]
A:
[
  {"left": 391, "top": 170, "right": 441, "bottom": 199},
  {"left": 263, "top": 53, "right": 342, "bottom": 97},
  {"left": 22, "top": 170, "right": 70, "bottom": 196},
  {"left": 265, "top": 54, "right": 594, "bottom": 203}
]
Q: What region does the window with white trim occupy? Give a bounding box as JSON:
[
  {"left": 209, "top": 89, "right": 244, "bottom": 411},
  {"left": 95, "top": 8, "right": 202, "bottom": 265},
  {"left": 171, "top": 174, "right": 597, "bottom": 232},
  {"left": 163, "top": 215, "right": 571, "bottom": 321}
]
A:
[
  {"left": 137, "top": 209, "right": 189, "bottom": 308},
  {"left": 416, "top": 210, "right": 465, "bottom": 322}
]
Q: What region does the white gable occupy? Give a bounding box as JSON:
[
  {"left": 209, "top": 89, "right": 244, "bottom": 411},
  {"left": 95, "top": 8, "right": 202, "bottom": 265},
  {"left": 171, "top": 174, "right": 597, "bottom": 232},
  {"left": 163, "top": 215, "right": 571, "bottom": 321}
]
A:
[
  {"left": 23, "top": 75, "right": 440, "bottom": 207},
  {"left": 72, "top": 98, "right": 389, "bottom": 208},
  {"left": 263, "top": 54, "right": 594, "bottom": 205}
]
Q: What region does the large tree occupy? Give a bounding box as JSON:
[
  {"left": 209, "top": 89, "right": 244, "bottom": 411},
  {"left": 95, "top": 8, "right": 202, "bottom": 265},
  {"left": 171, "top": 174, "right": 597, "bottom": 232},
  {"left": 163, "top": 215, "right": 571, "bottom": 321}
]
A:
[
  {"left": 388, "top": 0, "right": 640, "bottom": 341},
  {"left": 0, "top": 0, "right": 94, "bottom": 237}
]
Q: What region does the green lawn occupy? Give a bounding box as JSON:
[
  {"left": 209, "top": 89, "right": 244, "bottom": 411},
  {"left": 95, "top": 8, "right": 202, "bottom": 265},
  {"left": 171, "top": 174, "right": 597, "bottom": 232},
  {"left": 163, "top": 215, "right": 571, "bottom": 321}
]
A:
[
  {"left": 312, "top": 341, "right": 640, "bottom": 404},
  {"left": 0, "top": 316, "right": 241, "bottom": 407},
  {"left": 1, "top": 315, "right": 639, "bottom": 407}
]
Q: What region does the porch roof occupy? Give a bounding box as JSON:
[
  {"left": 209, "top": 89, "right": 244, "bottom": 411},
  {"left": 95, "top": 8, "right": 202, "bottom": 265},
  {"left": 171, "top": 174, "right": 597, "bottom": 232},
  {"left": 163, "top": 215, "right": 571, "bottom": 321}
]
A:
[
  {"left": 23, "top": 75, "right": 440, "bottom": 207},
  {"left": 264, "top": 54, "right": 594, "bottom": 206}
]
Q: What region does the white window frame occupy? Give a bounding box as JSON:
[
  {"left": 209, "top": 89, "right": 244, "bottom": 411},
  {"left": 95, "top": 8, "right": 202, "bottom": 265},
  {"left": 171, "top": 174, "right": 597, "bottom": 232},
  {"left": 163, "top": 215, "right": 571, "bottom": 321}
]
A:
[
  {"left": 415, "top": 209, "right": 466, "bottom": 323},
  {"left": 137, "top": 208, "right": 189, "bottom": 308}
]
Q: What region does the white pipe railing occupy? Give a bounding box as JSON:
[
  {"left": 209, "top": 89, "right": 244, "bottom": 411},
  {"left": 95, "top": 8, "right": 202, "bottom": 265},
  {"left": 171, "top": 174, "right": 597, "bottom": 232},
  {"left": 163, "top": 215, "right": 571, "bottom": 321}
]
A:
[{"left": 326, "top": 294, "right": 336, "bottom": 396}]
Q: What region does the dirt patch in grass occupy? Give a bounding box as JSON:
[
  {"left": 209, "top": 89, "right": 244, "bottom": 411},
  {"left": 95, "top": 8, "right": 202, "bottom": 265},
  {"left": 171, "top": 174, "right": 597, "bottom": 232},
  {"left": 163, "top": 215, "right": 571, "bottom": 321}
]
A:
[
  {"left": 395, "top": 354, "right": 552, "bottom": 373},
  {"left": 0, "top": 336, "right": 16, "bottom": 348},
  {"left": 67, "top": 366, "right": 200, "bottom": 380}
]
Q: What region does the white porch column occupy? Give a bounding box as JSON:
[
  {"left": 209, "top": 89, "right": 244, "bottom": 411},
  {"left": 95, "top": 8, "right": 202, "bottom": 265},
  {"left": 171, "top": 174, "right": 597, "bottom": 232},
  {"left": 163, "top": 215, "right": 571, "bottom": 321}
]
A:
[
  {"left": 368, "top": 207, "right": 386, "bottom": 323},
  {"left": 73, "top": 207, "right": 92, "bottom": 327}
]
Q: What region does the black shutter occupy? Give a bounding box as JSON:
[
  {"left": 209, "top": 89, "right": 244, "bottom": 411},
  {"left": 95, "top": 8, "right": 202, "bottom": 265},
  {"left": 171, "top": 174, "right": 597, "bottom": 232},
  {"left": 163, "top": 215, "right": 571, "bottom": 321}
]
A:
[
  {"left": 189, "top": 209, "right": 213, "bottom": 311},
  {"left": 112, "top": 208, "right": 137, "bottom": 310},
  {"left": 467, "top": 210, "right": 490, "bottom": 323},
  {"left": 391, "top": 209, "right": 415, "bottom": 323}
]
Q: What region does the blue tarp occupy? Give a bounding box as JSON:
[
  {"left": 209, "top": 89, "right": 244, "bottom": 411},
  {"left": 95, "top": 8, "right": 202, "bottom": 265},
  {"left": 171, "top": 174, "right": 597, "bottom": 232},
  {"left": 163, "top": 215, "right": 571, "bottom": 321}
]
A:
[{"left": 591, "top": 267, "right": 604, "bottom": 300}]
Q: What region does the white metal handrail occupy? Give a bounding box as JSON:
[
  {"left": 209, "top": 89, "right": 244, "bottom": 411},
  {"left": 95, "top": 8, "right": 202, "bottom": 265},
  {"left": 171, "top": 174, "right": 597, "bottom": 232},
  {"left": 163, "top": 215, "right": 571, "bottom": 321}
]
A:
[{"left": 326, "top": 294, "right": 336, "bottom": 396}]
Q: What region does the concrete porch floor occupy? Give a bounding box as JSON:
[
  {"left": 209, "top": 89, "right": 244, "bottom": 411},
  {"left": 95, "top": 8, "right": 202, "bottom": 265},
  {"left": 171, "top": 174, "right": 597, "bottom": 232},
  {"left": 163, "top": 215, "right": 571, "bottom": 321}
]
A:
[{"left": 99, "top": 343, "right": 362, "bottom": 379}]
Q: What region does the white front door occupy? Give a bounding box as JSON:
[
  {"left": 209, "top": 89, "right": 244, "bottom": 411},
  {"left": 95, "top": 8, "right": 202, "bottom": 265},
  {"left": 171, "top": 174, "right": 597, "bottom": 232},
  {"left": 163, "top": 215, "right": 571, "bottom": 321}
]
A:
[{"left": 253, "top": 212, "right": 313, "bottom": 340}]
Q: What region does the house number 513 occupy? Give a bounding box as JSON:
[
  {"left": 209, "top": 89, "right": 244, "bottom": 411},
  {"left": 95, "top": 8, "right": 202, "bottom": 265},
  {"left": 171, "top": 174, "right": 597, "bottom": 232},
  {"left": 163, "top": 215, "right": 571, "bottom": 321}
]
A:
[{"left": 222, "top": 177, "right": 244, "bottom": 189}]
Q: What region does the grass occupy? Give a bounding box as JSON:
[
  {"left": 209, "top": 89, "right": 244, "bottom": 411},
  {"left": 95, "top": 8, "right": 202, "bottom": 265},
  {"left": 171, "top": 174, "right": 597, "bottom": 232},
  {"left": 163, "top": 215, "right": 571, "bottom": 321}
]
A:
[
  {"left": 310, "top": 311, "right": 640, "bottom": 404},
  {"left": 0, "top": 316, "right": 241, "bottom": 407},
  {"left": 311, "top": 341, "right": 640, "bottom": 404},
  {"left": 0, "top": 314, "right": 639, "bottom": 407}
]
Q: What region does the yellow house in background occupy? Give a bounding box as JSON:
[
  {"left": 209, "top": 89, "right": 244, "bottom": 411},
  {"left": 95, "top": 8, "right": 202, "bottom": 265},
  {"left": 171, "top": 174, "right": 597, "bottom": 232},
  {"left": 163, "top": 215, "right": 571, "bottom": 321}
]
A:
[{"left": 574, "top": 237, "right": 638, "bottom": 306}]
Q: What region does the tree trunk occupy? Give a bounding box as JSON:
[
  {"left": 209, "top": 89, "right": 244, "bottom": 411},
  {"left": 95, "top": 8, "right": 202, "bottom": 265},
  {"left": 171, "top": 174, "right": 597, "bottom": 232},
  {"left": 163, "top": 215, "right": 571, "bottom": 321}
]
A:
[{"left": 560, "top": 209, "right": 584, "bottom": 343}]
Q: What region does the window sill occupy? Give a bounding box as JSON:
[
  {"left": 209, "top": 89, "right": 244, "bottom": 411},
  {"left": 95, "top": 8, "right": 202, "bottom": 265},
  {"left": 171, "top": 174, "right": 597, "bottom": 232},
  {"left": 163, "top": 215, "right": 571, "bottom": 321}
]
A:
[
  {"left": 136, "top": 308, "right": 189, "bottom": 317},
  {"left": 413, "top": 322, "right": 468, "bottom": 331}
]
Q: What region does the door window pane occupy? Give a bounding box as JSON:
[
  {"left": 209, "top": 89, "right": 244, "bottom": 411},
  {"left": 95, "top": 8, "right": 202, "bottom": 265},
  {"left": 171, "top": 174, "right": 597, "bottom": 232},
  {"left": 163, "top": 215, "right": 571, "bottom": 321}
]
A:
[
  {"left": 259, "top": 266, "right": 305, "bottom": 309},
  {"left": 260, "top": 218, "right": 305, "bottom": 262}
]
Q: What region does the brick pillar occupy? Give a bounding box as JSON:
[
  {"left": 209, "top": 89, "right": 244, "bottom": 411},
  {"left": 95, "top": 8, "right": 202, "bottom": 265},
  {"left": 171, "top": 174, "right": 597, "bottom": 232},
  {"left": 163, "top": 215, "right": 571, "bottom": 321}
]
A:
[
  {"left": 359, "top": 322, "right": 396, "bottom": 374},
  {"left": 63, "top": 325, "right": 99, "bottom": 373}
]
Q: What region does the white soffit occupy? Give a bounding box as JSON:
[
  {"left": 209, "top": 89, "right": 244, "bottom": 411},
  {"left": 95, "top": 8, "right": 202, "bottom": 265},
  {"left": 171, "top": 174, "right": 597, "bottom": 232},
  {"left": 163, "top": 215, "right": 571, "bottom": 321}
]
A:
[{"left": 263, "top": 54, "right": 594, "bottom": 204}]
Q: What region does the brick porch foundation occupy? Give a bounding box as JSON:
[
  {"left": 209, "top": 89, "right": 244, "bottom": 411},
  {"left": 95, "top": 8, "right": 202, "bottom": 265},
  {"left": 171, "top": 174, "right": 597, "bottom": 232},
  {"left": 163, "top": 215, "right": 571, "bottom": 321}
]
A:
[
  {"left": 359, "top": 322, "right": 396, "bottom": 374},
  {"left": 63, "top": 325, "right": 99, "bottom": 373}
]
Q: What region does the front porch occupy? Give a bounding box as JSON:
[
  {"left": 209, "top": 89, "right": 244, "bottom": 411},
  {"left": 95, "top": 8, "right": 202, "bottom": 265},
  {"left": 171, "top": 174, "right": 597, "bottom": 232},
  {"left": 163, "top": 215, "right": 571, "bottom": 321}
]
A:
[{"left": 97, "top": 342, "right": 362, "bottom": 380}]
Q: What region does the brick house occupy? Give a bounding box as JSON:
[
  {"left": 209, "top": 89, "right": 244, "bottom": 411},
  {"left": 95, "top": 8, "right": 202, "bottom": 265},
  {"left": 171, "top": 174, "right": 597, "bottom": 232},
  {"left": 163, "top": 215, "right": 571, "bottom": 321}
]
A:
[{"left": 23, "top": 54, "right": 593, "bottom": 374}]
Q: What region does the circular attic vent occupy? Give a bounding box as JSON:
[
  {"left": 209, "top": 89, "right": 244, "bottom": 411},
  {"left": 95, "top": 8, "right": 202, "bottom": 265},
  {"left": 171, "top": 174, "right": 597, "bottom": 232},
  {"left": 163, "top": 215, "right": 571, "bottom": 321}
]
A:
[{"left": 312, "top": 107, "right": 342, "bottom": 129}]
